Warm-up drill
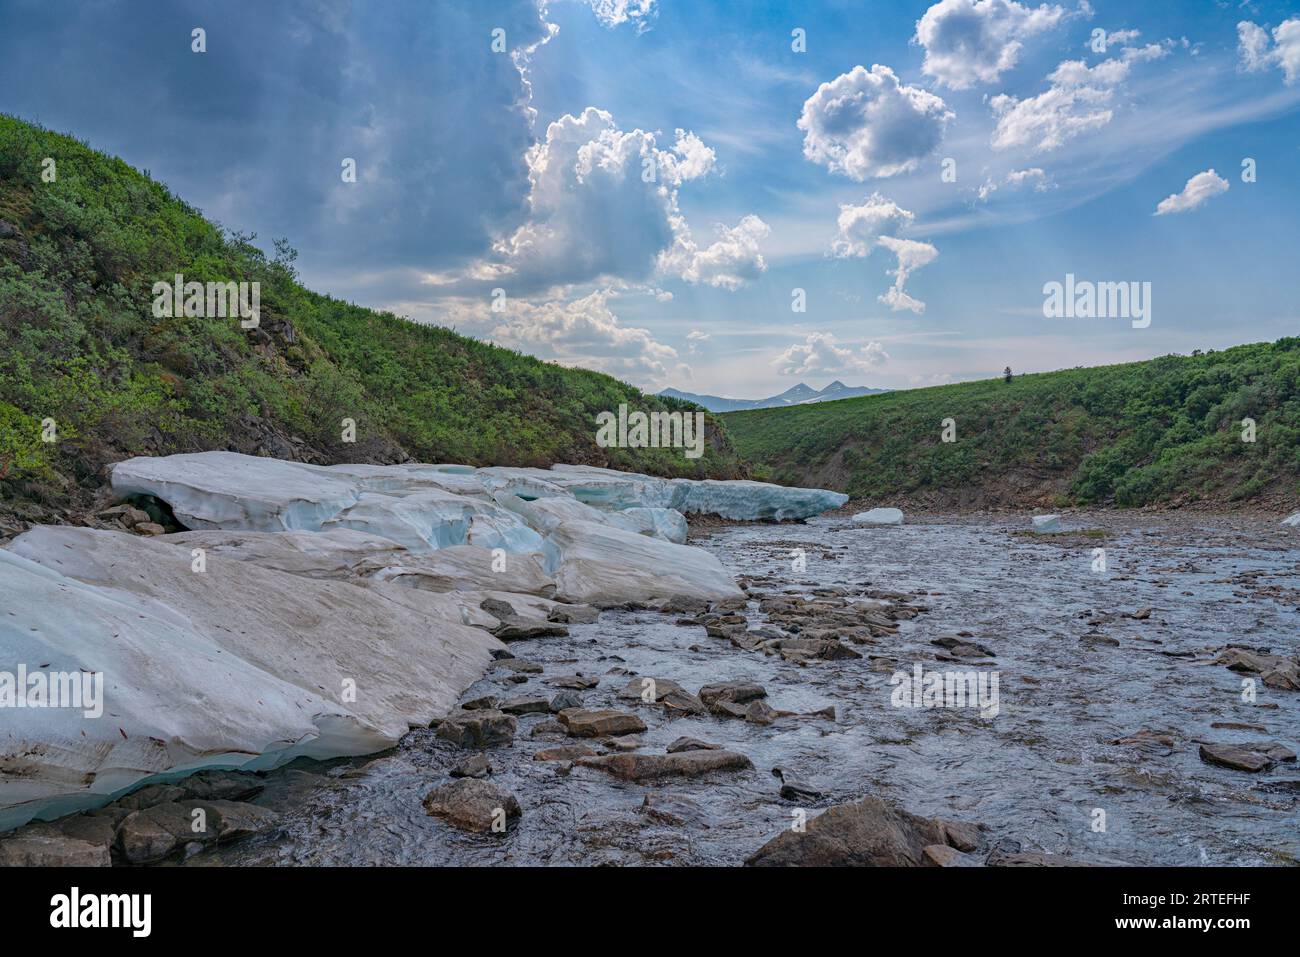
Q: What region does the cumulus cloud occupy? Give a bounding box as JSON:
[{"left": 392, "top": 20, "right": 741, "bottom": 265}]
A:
[
  {"left": 798, "top": 64, "right": 954, "bottom": 180},
  {"left": 877, "top": 236, "right": 939, "bottom": 313},
  {"left": 1154, "top": 168, "right": 1229, "bottom": 216},
  {"left": 773, "top": 333, "right": 889, "bottom": 376},
  {"left": 446, "top": 288, "right": 683, "bottom": 385},
  {"left": 830, "top": 193, "right": 915, "bottom": 258},
  {"left": 1238, "top": 19, "right": 1300, "bottom": 84},
  {"left": 990, "top": 42, "right": 1169, "bottom": 152},
  {"left": 915, "top": 0, "right": 1066, "bottom": 89},
  {"left": 476, "top": 108, "right": 763, "bottom": 292},
  {"left": 661, "top": 214, "right": 771, "bottom": 290}
]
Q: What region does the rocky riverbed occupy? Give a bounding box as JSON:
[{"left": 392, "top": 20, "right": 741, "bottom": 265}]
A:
[{"left": 146, "top": 510, "right": 1299, "bottom": 867}]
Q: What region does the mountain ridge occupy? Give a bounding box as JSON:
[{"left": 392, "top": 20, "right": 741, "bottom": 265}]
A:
[{"left": 660, "top": 380, "right": 887, "bottom": 413}]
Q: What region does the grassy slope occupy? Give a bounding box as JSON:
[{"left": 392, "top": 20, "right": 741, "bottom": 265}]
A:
[
  {"left": 0, "top": 116, "right": 746, "bottom": 524},
  {"left": 723, "top": 341, "right": 1300, "bottom": 509}
]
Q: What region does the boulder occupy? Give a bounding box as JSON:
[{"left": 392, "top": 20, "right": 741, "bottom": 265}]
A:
[
  {"left": 422, "top": 779, "right": 521, "bottom": 833},
  {"left": 746, "top": 797, "right": 951, "bottom": 867},
  {"left": 450, "top": 754, "right": 492, "bottom": 779}
]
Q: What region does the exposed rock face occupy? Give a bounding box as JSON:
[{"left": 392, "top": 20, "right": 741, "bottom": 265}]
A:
[
  {"left": 422, "top": 779, "right": 521, "bottom": 833},
  {"left": 745, "top": 796, "right": 951, "bottom": 867}
]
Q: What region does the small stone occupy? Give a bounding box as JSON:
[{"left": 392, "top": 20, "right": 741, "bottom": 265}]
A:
[
  {"left": 534, "top": 744, "right": 596, "bottom": 762},
  {"left": 462, "top": 695, "right": 501, "bottom": 710},
  {"left": 435, "top": 709, "right": 518, "bottom": 749},
  {"left": 558, "top": 708, "right": 647, "bottom": 738},
  {"left": 135, "top": 522, "right": 166, "bottom": 536},
  {"left": 1198, "top": 743, "right": 1276, "bottom": 773},
  {"left": 499, "top": 696, "right": 551, "bottom": 715},
  {"left": 549, "top": 690, "right": 584, "bottom": 712},
  {"left": 576, "top": 749, "right": 753, "bottom": 781},
  {"left": 547, "top": 604, "right": 599, "bottom": 624},
  {"left": 666, "top": 737, "right": 720, "bottom": 754}
]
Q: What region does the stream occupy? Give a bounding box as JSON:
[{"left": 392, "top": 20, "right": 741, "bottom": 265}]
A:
[{"left": 187, "top": 511, "right": 1300, "bottom": 866}]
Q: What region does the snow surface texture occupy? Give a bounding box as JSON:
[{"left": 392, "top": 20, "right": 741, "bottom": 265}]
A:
[{"left": 2, "top": 452, "right": 844, "bottom": 827}]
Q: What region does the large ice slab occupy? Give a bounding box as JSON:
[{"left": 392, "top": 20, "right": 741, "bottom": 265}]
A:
[{"left": 0, "top": 526, "right": 502, "bottom": 830}]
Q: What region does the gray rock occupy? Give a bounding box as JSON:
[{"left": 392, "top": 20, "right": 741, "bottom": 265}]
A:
[
  {"left": 499, "top": 696, "right": 551, "bottom": 715},
  {"left": 745, "top": 796, "right": 948, "bottom": 867},
  {"left": 451, "top": 754, "right": 492, "bottom": 778},
  {"left": 666, "top": 736, "right": 720, "bottom": 754},
  {"left": 558, "top": 708, "right": 647, "bottom": 738},
  {"left": 547, "top": 604, "right": 599, "bottom": 624},
  {"left": 0, "top": 831, "right": 111, "bottom": 867},
  {"left": 549, "top": 690, "right": 584, "bottom": 712},
  {"left": 576, "top": 749, "right": 753, "bottom": 781}
]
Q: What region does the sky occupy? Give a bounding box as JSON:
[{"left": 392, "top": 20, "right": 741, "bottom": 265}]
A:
[{"left": 1, "top": 0, "right": 1298, "bottom": 398}]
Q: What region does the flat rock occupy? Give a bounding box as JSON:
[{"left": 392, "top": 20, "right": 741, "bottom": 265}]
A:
[
  {"left": 666, "top": 737, "right": 720, "bottom": 753},
  {"left": 697, "top": 681, "right": 767, "bottom": 707},
  {"left": 547, "top": 604, "right": 599, "bottom": 624},
  {"left": 499, "top": 696, "right": 551, "bottom": 715},
  {"left": 576, "top": 749, "right": 753, "bottom": 781},
  {"left": 533, "top": 745, "right": 597, "bottom": 762},
  {"left": 1199, "top": 742, "right": 1279, "bottom": 772},
  {"left": 558, "top": 708, "right": 647, "bottom": 738}
]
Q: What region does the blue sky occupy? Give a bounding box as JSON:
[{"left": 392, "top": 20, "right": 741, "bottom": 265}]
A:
[{"left": 2, "top": 0, "right": 1298, "bottom": 397}]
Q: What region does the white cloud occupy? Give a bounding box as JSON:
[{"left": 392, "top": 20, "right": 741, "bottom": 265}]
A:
[
  {"left": 990, "top": 42, "right": 1169, "bottom": 152},
  {"left": 446, "top": 288, "right": 683, "bottom": 385},
  {"left": 798, "top": 64, "right": 954, "bottom": 180},
  {"left": 773, "top": 333, "right": 889, "bottom": 376},
  {"left": 877, "top": 236, "right": 939, "bottom": 313},
  {"left": 830, "top": 193, "right": 915, "bottom": 257},
  {"left": 915, "top": 0, "right": 1066, "bottom": 90},
  {"left": 472, "top": 108, "right": 762, "bottom": 292},
  {"left": 584, "top": 0, "right": 657, "bottom": 31},
  {"left": 1154, "top": 168, "right": 1229, "bottom": 215},
  {"left": 1005, "top": 166, "right": 1051, "bottom": 189},
  {"left": 686, "top": 330, "right": 711, "bottom": 341},
  {"left": 661, "top": 213, "right": 770, "bottom": 290},
  {"left": 1238, "top": 19, "right": 1300, "bottom": 84}
]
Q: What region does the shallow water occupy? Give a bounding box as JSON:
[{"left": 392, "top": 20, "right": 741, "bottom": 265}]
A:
[{"left": 196, "top": 513, "right": 1300, "bottom": 866}]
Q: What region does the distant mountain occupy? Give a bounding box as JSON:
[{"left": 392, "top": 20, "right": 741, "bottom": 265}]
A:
[{"left": 660, "top": 380, "right": 887, "bottom": 413}]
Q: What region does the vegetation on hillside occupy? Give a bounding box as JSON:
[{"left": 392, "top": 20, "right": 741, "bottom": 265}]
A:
[
  {"left": 723, "top": 341, "right": 1300, "bottom": 508},
  {"left": 0, "top": 115, "right": 745, "bottom": 524}
]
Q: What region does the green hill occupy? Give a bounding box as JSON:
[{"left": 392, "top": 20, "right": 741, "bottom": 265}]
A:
[
  {"left": 0, "top": 115, "right": 745, "bottom": 526},
  {"left": 723, "top": 342, "right": 1300, "bottom": 509}
]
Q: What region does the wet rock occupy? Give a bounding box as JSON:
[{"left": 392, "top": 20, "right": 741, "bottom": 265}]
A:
[
  {"left": 0, "top": 831, "right": 111, "bottom": 867},
  {"left": 924, "top": 844, "right": 982, "bottom": 867},
  {"left": 451, "top": 754, "right": 492, "bottom": 778},
  {"left": 492, "top": 616, "right": 569, "bottom": 641},
  {"left": 698, "top": 680, "right": 767, "bottom": 708},
  {"left": 618, "top": 676, "right": 687, "bottom": 702},
  {"left": 772, "top": 767, "right": 822, "bottom": 801},
  {"left": 179, "top": 769, "right": 265, "bottom": 802},
  {"left": 1079, "top": 632, "right": 1120, "bottom": 647},
  {"left": 499, "top": 696, "right": 551, "bottom": 715},
  {"left": 1210, "top": 722, "right": 1267, "bottom": 732},
  {"left": 547, "top": 604, "right": 599, "bottom": 624},
  {"left": 1216, "top": 648, "right": 1300, "bottom": 691},
  {"left": 549, "top": 690, "right": 585, "bottom": 712},
  {"left": 638, "top": 792, "right": 707, "bottom": 827},
  {"left": 557, "top": 708, "right": 647, "bottom": 738},
  {"left": 533, "top": 745, "right": 596, "bottom": 762},
  {"left": 462, "top": 695, "right": 501, "bottom": 710},
  {"left": 116, "top": 800, "right": 279, "bottom": 863},
  {"left": 745, "top": 796, "right": 948, "bottom": 867},
  {"left": 435, "top": 710, "right": 518, "bottom": 749},
  {"left": 490, "top": 658, "right": 543, "bottom": 675},
  {"left": 986, "top": 848, "right": 1094, "bottom": 867},
  {"left": 605, "top": 735, "right": 643, "bottom": 752},
  {"left": 546, "top": 674, "right": 598, "bottom": 690},
  {"left": 937, "top": 819, "right": 983, "bottom": 852},
  {"left": 135, "top": 522, "right": 167, "bottom": 536},
  {"left": 1198, "top": 742, "right": 1285, "bottom": 773},
  {"left": 113, "top": 784, "right": 188, "bottom": 811},
  {"left": 422, "top": 779, "right": 521, "bottom": 834},
  {"left": 666, "top": 737, "right": 720, "bottom": 753},
  {"left": 1112, "top": 729, "right": 1176, "bottom": 751},
  {"left": 576, "top": 749, "right": 753, "bottom": 781},
  {"left": 1130, "top": 607, "right": 1153, "bottom": 620},
  {"left": 932, "top": 635, "right": 996, "bottom": 658},
  {"left": 658, "top": 595, "right": 711, "bottom": 615},
  {"left": 530, "top": 719, "right": 567, "bottom": 737}
]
